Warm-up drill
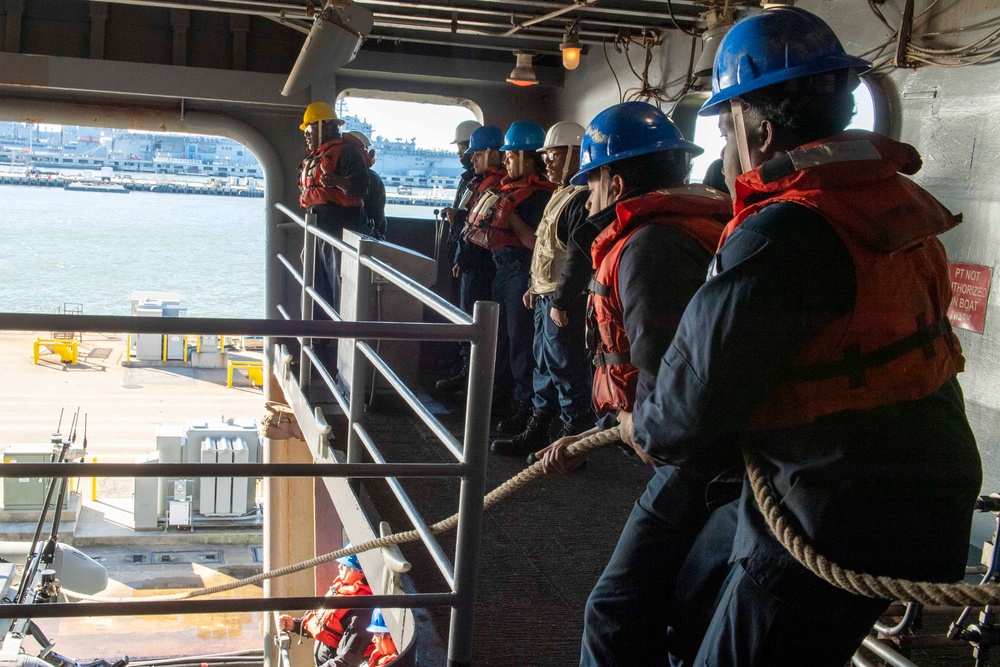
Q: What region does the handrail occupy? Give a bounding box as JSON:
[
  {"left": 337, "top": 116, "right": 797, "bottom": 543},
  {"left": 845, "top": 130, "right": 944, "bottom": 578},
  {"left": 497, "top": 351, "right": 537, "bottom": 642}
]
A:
[
  {"left": 0, "top": 312, "right": 475, "bottom": 341},
  {"left": 276, "top": 253, "right": 305, "bottom": 287},
  {"left": 0, "top": 462, "right": 469, "bottom": 478},
  {"left": 280, "top": 201, "right": 469, "bottom": 324},
  {"left": 354, "top": 423, "right": 456, "bottom": 588},
  {"left": 0, "top": 592, "right": 458, "bottom": 620},
  {"left": 276, "top": 304, "right": 350, "bottom": 415},
  {"left": 276, "top": 202, "right": 359, "bottom": 258},
  {"left": 360, "top": 253, "right": 470, "bottom": 325},
  {"left": 358, "top": 340, "right": 464, "bottom": 461},
  {"left": 270, "top": 203, "right": 499, "bottom": 666}
]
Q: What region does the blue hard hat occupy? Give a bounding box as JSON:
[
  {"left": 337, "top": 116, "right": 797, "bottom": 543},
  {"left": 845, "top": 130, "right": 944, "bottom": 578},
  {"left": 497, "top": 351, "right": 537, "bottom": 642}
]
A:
[
  {"left": 466, "top": 126, "right": 505, "bottom": 154},
  {"left": 700, "top": 7, "right": 872, "bottom": 116},
  {"left": 500, "top": 121, "right": 546, "bottom": 152},
  {"left": 569, "top": 102, "right": 703, "bottom": 186},
  {"left": 336, "top": 546, "right": 361, "bottom": 571},
  {"left": 367, "top": 608, "right": 390, "bottom": 634}
]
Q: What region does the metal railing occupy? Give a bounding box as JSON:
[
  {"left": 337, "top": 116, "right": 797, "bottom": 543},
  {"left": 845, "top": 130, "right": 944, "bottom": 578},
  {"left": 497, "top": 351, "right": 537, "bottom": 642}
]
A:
[
  {"left": 0, "top": 204, "right": 498, "bottom": 667},
  {"left": 272, "top": 203, "right": 498, "bottom": 666}
]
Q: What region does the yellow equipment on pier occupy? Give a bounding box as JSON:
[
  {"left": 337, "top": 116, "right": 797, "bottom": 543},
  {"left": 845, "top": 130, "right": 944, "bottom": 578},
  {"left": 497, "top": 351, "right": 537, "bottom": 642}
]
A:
[
  {"left": 227, "top": 359, "right": 264, "bottom": 388},
  {"left": 33, "top": 338, "right": 79, "bottom": 365}
]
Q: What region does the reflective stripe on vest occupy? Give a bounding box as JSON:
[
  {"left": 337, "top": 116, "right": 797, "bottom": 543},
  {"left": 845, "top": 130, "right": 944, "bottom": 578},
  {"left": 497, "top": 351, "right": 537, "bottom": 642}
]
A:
[
  {"left": 725, "top": 131, "right": 965, "bottom": 430},
  {"left": 530, "top": 185, "right": 588, "bottom": 294},
  {"left": 298, "top": 138, "right": 365, "bottom": 209}
]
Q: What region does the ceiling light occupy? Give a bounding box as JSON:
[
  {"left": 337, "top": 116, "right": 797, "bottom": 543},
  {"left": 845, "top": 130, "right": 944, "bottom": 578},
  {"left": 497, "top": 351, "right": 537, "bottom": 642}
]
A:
[
  {"left": 560, "top": 26, "right": 583, "bottom": 71},
  {"left": 282, "top": 0, "right": 374, "bottom": 96},
  {"left": 692, "top": 8, "right": 734, "bottom": 79},
  {"left": 507, "top": 52, "right": 538, "bottom": 87}
]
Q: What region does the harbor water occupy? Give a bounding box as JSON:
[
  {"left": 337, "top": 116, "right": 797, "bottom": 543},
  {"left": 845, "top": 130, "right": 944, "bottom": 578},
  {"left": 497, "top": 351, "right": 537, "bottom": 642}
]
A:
[{"left": 0, "top": 185, "right": 438, "bottom": 319}]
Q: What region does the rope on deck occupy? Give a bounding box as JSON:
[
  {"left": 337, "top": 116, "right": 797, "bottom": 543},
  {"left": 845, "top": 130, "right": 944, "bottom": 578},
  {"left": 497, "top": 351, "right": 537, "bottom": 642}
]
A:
[{"left": 62, "top": 426, "right": 622, "bottom": 603}]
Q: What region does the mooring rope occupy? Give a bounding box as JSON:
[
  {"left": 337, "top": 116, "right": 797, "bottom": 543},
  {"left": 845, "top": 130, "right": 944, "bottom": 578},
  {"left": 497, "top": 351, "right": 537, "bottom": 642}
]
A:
[
  {"left": 63, "top": 427, "right": 1000, "bottom": 608},
  {"left": 745, "top": 450, "right": 1000, "bottom": 606},
  {"left": 62, "top": 426, "right": 623, "bottom": 603}
]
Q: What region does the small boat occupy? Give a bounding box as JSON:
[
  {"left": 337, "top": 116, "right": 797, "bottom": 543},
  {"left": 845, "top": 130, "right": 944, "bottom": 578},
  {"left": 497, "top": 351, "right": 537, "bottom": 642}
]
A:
[{"left": 64, "top": 181, "right": 129, "bottom": 194}]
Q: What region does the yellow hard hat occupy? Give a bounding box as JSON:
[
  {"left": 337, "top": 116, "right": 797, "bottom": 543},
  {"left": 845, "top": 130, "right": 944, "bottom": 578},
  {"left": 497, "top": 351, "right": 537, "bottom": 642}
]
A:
[{"left": 300, "top": 102, "right": 345, "bottom": 131}]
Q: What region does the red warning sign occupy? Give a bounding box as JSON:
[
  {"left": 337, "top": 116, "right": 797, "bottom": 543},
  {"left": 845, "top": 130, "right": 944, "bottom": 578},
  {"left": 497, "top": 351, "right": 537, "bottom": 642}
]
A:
[{"left": 948, "top": 262, "right": 993, "bottom": 334}]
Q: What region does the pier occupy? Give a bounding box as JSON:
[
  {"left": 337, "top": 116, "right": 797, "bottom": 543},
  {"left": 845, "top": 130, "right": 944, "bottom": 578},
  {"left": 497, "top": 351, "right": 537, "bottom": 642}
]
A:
[{"left": 0, "top": 173, "right": 264, "bottom": 197}]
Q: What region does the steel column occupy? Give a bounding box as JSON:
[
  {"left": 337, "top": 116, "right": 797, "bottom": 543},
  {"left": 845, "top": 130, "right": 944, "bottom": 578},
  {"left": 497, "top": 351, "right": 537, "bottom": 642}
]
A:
[
  {"left": 346, "top": 237, "right": 375, "bottom": 468},
  {"left": 299, "top": 211, "right": 317, "bottom": 386},
  {"left": 447, "top": 300, "right": 498, "bottom": 667}
]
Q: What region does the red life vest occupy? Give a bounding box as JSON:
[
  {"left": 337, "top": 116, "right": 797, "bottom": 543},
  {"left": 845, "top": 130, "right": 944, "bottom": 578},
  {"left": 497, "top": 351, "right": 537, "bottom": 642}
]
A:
[
  {"left": 368, "top": 649, "right": 398, "bottom": 666},
  {"left": 464, "top": 173, "right": 557, "bottom": 250},
  {"left": 589, "top": 186, "right": 730, "bottom": 415},
  {"left": 476, "top": 166, "right": 507, "bottom": 197},
  {"left": 723, "top": 131, "right": 965, "bottom": 430},
  {"left": 299, "top": 138, "right": 366, "bottom": 209},
  {"left": 301, "top": 576, "right": 373, "bottom": 648}
]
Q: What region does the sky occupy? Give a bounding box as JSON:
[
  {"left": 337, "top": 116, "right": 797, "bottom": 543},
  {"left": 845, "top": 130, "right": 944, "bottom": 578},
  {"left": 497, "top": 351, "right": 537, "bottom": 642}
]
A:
[
  {"left": 338, "top": 97, "right": 478, "bottom": 151},
  {"left": 689, "top": 81, "right": 876, "bottom": 183}
]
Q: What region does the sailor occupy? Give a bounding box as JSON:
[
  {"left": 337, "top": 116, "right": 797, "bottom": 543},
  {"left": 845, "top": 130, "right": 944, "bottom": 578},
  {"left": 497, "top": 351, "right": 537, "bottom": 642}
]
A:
[
  {"left": 278, "top": 551, "right": 375, "bottom": 667},
  {"left": 536, "top": 102, "right": 733, "bottom": 666},
  {"left": 442, "top": 119, "right": 483, "bottom": 262},
  {"left": 491, "top": 121, "right": 594, "bottom": 457},
  {"left": 631, "top": 8, "right": 983, "bottom": 665},
  {"left": 365, "top": 609, "right": 399, "bottom": 666},
  {"left": 298, "top": 102, "right": 370, "bottom": 317},
  {"left": 347, "top": 131, "right": 388, "bottom": 241},
  {"left": 465, "top": 121, "right": 556, "bottom": 435},
  {"left": 435, "top": 125, "right": 505, "bottom": 394}
]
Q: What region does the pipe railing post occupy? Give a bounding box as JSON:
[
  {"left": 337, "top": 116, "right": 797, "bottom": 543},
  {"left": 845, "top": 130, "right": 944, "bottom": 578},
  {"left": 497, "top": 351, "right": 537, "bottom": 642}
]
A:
[
  {"left": 346, "top": 236, "right": 375, "bottom": 469},
  {"left": 299, "top": 211, "right": 317, "bottom": 387},
  {"left": 447, "top": 300, "right": 498, "bottom": 667}
]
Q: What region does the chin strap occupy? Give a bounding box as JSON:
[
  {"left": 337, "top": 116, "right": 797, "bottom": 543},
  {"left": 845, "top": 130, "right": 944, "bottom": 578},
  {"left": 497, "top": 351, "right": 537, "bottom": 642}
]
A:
[
  {"left": 561, "top": 147, "right": 575, "bottom": 185},
  {"left": 731, "top": 98, "right": 753, "bottom": 175}
]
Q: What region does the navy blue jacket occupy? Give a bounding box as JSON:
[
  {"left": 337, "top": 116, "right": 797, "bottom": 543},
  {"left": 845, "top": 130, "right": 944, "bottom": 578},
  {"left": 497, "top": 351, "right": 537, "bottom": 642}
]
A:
[{"left": 634, "top": 201, "right": 981, "bottom": 581}]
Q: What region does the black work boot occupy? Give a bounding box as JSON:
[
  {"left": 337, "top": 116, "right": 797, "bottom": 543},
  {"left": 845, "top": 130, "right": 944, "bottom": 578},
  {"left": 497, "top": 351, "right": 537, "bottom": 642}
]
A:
[
  {"left": 524, "top": 416, "right": 593, "bottom": 467},
  {"left": 494, "top": 400, "right": 533, "bottom": 435},
  {"left": 434, "top": 365, "right": 468, "bottom": 393},
  {"left": 491, "top": 409, "right": 555, "bottom": 456}
]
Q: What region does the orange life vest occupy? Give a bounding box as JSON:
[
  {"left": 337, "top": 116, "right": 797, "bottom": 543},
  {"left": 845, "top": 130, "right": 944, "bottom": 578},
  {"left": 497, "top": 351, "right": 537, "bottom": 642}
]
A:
[
  {"left": 723, "top": 131, "right": 965, "bottom": 430},
  {"left": 299, "top": 138, "right": 366, "bottom": 209},
  {"left": 589, "top": 186, "right": 730, "bottom": 414},
  {"left": 464, "top": 173, "right": 556, "bottom": 250},
  {"left": 368, "top": 649, "right": 398, "bottom": 666},
  {"left": 301, "top": 577, "right": 373, "bottom": 648}
]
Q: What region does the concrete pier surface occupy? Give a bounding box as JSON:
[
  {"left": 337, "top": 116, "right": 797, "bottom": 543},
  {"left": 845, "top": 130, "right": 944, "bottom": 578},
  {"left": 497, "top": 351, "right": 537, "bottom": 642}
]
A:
[{"left": 0, "top": 330, "right": 267, "bottom": 662}]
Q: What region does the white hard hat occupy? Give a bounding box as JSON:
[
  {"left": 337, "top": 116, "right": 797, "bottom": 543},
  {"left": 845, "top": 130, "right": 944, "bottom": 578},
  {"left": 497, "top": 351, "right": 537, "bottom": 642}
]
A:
[
  {"left": 451, "top": 120, "right": 483, "bottom": 145},
  {"left": 347, "top": 131, "right": 372, "bottom": 148},
  {"left": 539, "top": 121, "right": 585, "bottom": 151}
]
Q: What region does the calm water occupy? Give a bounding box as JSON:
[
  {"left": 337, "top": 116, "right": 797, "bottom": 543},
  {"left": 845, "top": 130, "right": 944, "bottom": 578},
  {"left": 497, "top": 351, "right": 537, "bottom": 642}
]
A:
[{"left": 0, "top": 185, "right": 437, "bottom": 319}]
